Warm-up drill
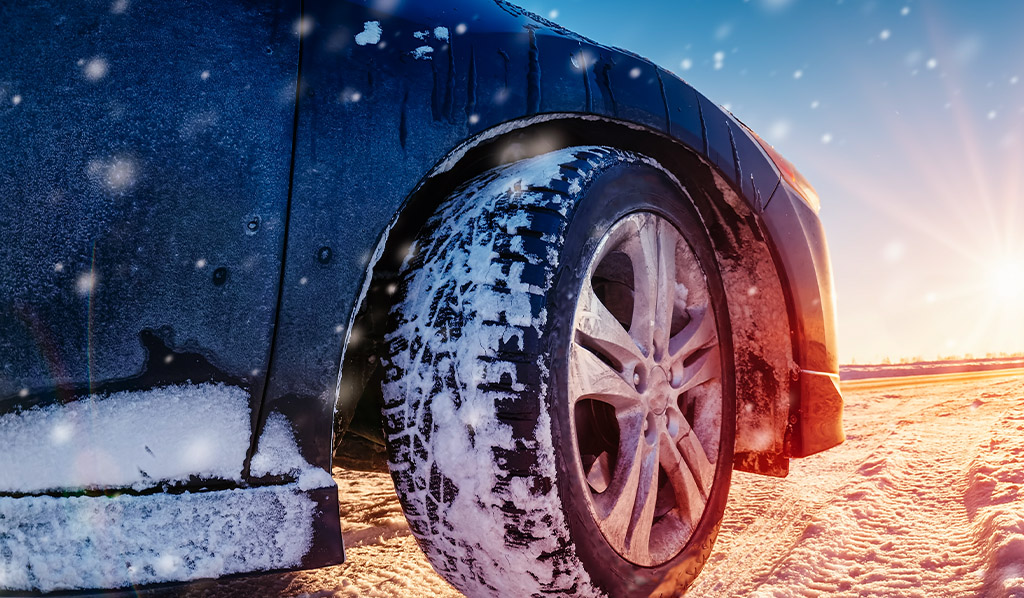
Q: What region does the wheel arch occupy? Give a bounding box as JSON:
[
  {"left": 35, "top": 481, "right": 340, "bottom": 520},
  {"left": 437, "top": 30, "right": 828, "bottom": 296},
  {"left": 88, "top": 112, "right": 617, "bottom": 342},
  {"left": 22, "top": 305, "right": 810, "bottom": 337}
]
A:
[{"left": 335, "top": 114, "right": 798, "bottom": 477}]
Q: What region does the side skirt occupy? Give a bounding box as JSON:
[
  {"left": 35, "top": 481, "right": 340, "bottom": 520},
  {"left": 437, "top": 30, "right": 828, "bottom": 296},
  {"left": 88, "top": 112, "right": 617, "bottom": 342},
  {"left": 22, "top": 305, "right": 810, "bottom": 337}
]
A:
[{"left": 0, "top": 484, "right": 343, "bottom": 595}]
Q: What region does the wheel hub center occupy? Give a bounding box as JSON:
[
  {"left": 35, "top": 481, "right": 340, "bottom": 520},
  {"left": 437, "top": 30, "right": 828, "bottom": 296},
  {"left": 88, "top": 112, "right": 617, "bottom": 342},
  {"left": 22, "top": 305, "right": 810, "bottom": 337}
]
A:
[{"left": 646, "top": 366, "right": 672, "bottom": 415}]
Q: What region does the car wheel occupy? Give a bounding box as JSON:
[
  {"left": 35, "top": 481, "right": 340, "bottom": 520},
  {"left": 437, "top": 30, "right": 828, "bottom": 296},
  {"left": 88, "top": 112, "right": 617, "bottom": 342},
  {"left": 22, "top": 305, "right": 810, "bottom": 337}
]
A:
[{"left": 383, "top": 146, "right": 735, "bottom": 597}]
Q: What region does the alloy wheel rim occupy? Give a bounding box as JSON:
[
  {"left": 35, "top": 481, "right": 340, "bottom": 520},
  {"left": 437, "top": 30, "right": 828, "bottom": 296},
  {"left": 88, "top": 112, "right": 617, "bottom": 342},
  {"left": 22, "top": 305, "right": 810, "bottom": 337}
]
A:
[{"left": 568, "top": 211, "right": 723, "bottom": 567}]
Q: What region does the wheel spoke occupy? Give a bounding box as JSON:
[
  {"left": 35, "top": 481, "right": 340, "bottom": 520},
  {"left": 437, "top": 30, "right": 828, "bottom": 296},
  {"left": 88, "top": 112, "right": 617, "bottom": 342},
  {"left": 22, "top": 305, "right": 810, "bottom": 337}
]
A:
[
  {"left": 672, "top": 348, "right": 721, "bottom": 394},
  {"left": 651, "top": 219, "right": 679, "bottom": 361},
  {"left": 575, "top": 277, "right": 646, "bottom": 369},
  {"left": 660, "top": 430, "right": 710, "bottom": 527},
  {"left": 676, "top": 425, "right": 715, "bottom": 498},
  {"left": 569, "top": 342, "right": 643, "bottom": 410},
  {"left": 623, "top": 214, "right": 657, "bottom": 357},
  {"left": 668, "top": 307, "right": 717, "bottom": 360},
  {"left": 595, "top": 431, "right": 648, "bottom": 550},
  {"left": 596, "top": 432, "right": 661, "bottom": 562},
  {"left": 624, "top": 438, "right": 661, "bottom": 563},
  {"left": 622, "top": 215, "right": 679, "bottom": 360}
]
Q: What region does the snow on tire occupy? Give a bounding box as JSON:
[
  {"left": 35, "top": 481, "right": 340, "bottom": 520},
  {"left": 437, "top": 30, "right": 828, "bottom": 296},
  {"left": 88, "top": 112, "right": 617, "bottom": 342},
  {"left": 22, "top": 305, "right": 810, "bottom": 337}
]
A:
[{"left": 383, "top": 146, "right": 735, "bottom": 597}]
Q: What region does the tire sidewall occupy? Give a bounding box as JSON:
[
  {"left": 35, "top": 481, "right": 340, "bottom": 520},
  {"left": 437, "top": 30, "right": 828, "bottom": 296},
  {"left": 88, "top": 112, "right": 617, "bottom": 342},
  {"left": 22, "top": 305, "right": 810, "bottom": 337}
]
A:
[{"left": 545, "top": 162, "right": 737, "bottom": 595}]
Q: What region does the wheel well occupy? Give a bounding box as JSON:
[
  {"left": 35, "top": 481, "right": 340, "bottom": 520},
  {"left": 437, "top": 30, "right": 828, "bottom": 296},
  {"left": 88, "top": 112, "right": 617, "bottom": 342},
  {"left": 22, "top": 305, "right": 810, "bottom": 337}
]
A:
[{"left": 333, "top": 116, "right": 796, "bottom": 477}]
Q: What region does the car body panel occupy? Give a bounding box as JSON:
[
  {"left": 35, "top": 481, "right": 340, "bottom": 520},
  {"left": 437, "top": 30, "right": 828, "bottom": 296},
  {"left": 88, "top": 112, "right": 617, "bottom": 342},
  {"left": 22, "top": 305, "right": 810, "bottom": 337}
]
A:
[
  {"left": 0, "top": 0, "right": 299, "bottom": 453},
  {"left": 759, "top": 184, "right": 845, "bottom": 456},
  {"left": 0, "top": 1, "right": 347, "bottom": 590},
  {"left": 0, "top": 0, "right": 842, "bottom": 590},
  {"left": 276, "top": 0, "right": 841, "bottom": 471}
]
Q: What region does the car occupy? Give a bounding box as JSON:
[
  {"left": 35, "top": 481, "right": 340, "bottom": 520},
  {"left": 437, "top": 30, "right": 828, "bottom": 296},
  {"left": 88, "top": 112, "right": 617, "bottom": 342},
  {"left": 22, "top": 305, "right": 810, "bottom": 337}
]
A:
[{"left": 0, "top": 0, "right": 844, "bottom": 596}]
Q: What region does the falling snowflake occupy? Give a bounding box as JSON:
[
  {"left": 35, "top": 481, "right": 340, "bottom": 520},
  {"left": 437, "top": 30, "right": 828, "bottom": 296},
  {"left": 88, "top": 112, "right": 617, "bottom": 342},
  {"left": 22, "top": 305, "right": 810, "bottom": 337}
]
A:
[
  {"left": 341, "top": 88, "right": 362, "bottom": 103},
  {"left": 88, "top": 156, "right": 137, "bottom": 193},
  {"left": 883, "top": 241, "right": 906, "bottom": 262},
  {"left": 793, "top": 69, "right": 803, "bottom": 79},
  {"left": 758, "top": 0, "right": 795, "bottom": 12},
  {"left": 83, "top": 57, "right": 109, "bottom": 81},
  {"left": 768, "top": 119, "right": 791, "bottom": 141},
  {"left": 879, "top": 30, "right": 891, "bottom": 41},
  {"left": 51, "top": 422, "right": 73, "bottom": 445},
  {"left": 76, "top": 271, "right": 98, "bottom": 296},
  {"left": 821, "top": 133, "right": 833, "bottom": 144},
  {"left": 293, "top": 16, "right": 315, "bottom": 37},
  {"left": 680, "top": 58, "right": 693, "bottom": 71}
]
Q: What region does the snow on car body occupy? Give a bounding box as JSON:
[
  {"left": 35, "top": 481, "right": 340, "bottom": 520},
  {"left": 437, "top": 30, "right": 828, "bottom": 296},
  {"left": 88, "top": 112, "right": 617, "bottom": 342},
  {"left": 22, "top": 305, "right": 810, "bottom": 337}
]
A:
[{"left": 0, "top": 0, "right": 842, "bottom": 595}]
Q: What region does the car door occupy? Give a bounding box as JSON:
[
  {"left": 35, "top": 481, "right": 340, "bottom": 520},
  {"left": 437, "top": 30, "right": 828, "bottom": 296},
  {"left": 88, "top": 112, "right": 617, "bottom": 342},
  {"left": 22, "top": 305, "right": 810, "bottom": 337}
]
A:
[{"left": 0, "top": 0, "right": 300, "bottom": 491}]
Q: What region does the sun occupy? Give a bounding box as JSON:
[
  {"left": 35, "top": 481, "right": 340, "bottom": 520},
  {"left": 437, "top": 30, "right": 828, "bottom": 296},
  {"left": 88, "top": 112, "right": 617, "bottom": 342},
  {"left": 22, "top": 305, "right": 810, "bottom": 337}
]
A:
[{"left": 987, "top": 258, "right": 1024, "bottom": 302}]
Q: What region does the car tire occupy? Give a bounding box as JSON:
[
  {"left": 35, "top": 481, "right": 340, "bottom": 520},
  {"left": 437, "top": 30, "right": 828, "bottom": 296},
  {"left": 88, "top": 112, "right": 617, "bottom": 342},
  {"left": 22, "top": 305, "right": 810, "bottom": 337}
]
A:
[{"left": 382, "top": 146, "right": 735, "bottom": 597}]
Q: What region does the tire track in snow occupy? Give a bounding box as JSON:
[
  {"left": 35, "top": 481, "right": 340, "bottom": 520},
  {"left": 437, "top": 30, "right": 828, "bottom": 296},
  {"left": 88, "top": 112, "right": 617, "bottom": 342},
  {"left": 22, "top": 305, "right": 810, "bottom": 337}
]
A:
[
  {"left": 684, "top": 391, "right": 938, "bottom": 595},
  {"left": 689, "top": 373, "right": 1024, "bottom": 598}
]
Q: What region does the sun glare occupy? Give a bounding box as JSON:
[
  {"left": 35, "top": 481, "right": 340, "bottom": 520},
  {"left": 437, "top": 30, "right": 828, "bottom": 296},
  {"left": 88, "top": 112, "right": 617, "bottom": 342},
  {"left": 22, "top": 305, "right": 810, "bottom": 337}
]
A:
[{"left": 988, "top": 259, "right": 1024, "bottom": 302}]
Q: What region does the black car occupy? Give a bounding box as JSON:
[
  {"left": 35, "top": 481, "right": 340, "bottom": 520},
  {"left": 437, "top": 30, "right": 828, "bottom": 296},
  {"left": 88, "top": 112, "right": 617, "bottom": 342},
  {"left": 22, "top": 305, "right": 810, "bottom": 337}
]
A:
[{"left": 0, "top": 1, "right": 843, "bottom": 595}]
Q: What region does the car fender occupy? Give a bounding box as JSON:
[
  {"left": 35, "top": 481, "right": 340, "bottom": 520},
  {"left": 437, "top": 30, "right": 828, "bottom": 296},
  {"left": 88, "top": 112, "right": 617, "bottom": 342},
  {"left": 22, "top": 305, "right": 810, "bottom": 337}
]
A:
[{"left": 269, "top": 0, "right": 835, "bottom": 477}]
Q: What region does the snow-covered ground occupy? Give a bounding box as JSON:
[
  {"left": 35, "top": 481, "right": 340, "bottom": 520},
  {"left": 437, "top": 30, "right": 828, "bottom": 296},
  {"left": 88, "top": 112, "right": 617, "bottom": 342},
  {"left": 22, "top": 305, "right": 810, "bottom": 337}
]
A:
[
  {"left": 689, "top": 370, "right": 1024, "bottom": 598},
  {"left": 160, "top": 370, "right": 1024, "bottom": 597}
]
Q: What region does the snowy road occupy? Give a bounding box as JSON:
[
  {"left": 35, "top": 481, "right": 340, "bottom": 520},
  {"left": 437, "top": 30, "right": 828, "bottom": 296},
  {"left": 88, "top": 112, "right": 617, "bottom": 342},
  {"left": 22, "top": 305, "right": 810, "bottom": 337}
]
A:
[
  {"left": 689, "top": 370, "right": 1024, "bottom": 598},
  {"left": 169, "top": 370, "right": 1024, "bottom": 597}
]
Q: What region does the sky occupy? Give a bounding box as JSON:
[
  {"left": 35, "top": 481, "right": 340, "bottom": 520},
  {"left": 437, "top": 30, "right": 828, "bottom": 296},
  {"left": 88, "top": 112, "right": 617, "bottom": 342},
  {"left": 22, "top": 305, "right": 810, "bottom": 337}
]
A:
[{"left": 515, "top": 0, "right": 1024, "bottom": 364}]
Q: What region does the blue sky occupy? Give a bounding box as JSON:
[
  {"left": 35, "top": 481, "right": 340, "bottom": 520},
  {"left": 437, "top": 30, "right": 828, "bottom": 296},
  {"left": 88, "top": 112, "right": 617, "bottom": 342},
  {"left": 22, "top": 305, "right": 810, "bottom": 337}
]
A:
[{"left": 517, "top": 0, "right": 1024, "bottom": 363}]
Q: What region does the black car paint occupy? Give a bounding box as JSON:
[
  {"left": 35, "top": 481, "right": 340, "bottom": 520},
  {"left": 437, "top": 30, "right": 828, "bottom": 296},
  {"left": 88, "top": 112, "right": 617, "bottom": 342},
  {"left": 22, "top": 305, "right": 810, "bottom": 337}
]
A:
[{"left": 1, "top": 1, "right": 299, "bottom": 444}]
